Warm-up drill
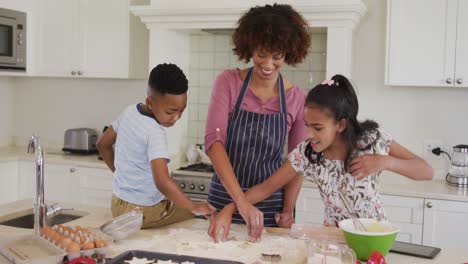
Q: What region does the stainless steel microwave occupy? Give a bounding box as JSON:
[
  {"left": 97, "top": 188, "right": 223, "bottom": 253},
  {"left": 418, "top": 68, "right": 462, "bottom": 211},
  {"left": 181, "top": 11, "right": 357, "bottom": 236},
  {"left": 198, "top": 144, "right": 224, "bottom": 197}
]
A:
[{"left": 0, "top": 8, "right": 26, "bottom": 71}]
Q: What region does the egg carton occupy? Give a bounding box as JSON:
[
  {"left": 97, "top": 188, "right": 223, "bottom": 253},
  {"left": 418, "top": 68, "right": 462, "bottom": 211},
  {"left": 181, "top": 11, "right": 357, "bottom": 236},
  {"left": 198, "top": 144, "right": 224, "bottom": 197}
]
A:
[
  {"left": 41, "top": 226, "right": 113, "bottom": 261},
  {"left": 0, "top": 235, "right": 66, "bottom": 264}
]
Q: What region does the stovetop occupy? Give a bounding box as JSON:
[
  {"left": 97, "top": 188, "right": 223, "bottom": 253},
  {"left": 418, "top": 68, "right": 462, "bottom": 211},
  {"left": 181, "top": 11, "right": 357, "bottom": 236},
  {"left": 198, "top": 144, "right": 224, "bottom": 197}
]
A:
[{"left": 178, "top": 163, "right": 214, "bottom": 173}]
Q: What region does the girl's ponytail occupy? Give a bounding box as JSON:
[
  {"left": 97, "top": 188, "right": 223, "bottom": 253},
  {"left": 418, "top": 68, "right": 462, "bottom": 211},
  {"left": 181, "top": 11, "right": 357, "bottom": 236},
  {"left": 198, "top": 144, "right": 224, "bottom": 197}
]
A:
[{"left": 304, "top": 74, "right": 379, "bottom": 169}]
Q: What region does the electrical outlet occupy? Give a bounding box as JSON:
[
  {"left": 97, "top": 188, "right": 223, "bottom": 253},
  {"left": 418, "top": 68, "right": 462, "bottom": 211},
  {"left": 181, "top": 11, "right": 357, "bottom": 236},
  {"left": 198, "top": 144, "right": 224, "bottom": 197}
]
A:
[{"left": 423, "top": 140, "right": 443, "bottom": 157}]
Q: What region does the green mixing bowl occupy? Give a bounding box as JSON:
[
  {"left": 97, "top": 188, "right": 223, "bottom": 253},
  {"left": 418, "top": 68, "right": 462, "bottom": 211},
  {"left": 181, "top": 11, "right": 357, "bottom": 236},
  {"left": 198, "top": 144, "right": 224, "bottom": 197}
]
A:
[{"left": 338, "top": 218, "right": 400, "bottom": 261}]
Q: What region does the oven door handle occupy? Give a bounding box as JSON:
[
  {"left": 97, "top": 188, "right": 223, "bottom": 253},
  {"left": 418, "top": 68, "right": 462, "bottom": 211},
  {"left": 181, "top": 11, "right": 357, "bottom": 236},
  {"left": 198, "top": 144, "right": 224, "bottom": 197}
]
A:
[{"left": 185, "top": 193, "right": 208, "bottom": 202}]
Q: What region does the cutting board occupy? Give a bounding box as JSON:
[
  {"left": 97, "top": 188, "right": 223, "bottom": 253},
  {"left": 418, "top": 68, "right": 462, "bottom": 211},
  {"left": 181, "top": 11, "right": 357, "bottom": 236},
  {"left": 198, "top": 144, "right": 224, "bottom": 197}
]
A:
[{"left": 266, "top": 224, "right": 346, "bottom": 244}]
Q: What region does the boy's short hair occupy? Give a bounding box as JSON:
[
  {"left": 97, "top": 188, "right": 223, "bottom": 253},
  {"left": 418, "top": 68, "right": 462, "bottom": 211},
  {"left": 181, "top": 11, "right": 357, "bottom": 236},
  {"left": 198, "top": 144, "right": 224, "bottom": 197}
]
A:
[{"left": 148, "top": 63, "right": 188, "bottom": 95}]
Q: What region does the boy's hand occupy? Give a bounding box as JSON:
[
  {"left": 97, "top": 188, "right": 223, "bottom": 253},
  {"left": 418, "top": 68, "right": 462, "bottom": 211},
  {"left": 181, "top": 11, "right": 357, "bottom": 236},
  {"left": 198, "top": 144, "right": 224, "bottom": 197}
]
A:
[
  {"left": 275, "top": 211, "right": 294, "bottom": 228},
  {"left": 191, "top": 202, "right": 216, "bottom": 217},
  {"left": 208, "top": 206, "right": 233, "bottom": 243},
  {"left": 349, "top": 154, "right": 387, "bottom": 180}
]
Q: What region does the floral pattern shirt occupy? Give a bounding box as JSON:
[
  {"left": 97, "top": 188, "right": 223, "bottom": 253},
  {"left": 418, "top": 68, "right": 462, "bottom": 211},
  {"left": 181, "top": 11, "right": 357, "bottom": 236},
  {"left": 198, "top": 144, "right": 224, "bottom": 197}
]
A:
[{"left": 288, "top": 129, "right": 392, "bottom": 226}]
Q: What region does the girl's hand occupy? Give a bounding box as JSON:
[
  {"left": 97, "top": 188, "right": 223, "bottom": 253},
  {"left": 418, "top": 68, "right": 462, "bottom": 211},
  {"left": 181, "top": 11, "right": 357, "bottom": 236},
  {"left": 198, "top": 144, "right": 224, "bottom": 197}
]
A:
[
  {"left": 275, "top": 211, "right": 294, "bottom": 228},
  {"left": 237, "top": 198, "right": 264, "bottom": 242},
  {"left": 208, "top": 207, "right": 232, "bottom": 243},
  {"left": 349, "top": 154, "right": 388, "bottom": 180}
]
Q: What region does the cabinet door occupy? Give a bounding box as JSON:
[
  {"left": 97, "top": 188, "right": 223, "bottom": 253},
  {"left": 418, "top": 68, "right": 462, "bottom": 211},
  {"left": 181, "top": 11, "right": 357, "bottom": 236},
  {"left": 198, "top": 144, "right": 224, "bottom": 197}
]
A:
[
  {"left": 423, "top": 198, "right": 468, "bottom": 249},
  {"left": 454, "top": 0, "right": 468, "bottom": 87},
  {"left": 36, "top": 0, "right": 80, "bottom": 77},
  {"left": 295, "top": 187, "right": 325, "bottom": 225},
  {"left": 78, "top": 0, "right": 129, "bottom": 78},
  {"left": 78, "top": 166, "right": 113, "bottom": 208},
  {"left": 44, "top": 164, "right": 79, "bottom": 203},
  {"left": 18, "top": 160, "right": 35, "bottom": 199},
  {"left": 385, "top": 0, "right": 457, "bottom": 86},
  {"left": 381, "top": 195, "right": 424, "bottom": 244},
  {"left": 0, "top": 161, "right": 19, "bottom": 204}
]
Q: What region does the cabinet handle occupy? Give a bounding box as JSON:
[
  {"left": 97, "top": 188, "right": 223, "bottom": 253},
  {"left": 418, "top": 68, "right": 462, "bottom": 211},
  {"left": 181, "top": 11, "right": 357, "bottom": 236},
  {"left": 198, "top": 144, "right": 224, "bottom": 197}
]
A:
[
  {"left": 77, "top": 71, "right": 83, "bottom": 76},
  {"left": 445, "top": 78, "right": 453, "bottom": 84},
  {"left": 70, "top": 168, "right": 76, "bottom": 173},
  {"left": 71, "top": 71, "right": 76, "bottom": 76},
  {"left": 426, "top": 202, "right": 433, "bottom": 208},
  {"left": 456, "top": 78, "right": 463, "bottom": 85}
]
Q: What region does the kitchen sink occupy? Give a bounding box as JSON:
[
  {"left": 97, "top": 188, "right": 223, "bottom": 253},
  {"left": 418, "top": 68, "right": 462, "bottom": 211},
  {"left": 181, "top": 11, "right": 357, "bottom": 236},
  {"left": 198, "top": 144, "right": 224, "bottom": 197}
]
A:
[{"left": 0, "top": 208, "right": 89, "bottom": 229}]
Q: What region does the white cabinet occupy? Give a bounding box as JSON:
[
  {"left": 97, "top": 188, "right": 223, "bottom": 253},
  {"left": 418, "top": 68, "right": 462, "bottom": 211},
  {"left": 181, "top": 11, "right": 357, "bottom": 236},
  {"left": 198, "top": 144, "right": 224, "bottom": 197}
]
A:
[
  {"left": 385, "top": 0, "right": 468, "bottom": 87},
  {"left": 44, "top": 164, "right": 79, "bottom": 203},
  {"left": 295, "top": 187, "right": 424, "bottom": 244},
  {"left": 0, "top": 161, "right": 19, "bottom": 204},
  {"left": 77, "top": 166, "right": 113, "bottom": 208},
  {"left": 18, "top": 160, "right": 79, "bottom": 203},
  {"left": 295, "top": 187, "right": 325, "bottom": 225},
  {"left": 18, "top": 160, "right": 113, "bottom": 207},
  {"left": 422, "top": 198, "right": 468, "bottom": 249},
  {"left": 18, "top": 160, "right": 35, "bottom": 199},
  {"left": 35, "top": 0, "right": 148, "bottom": 79},
  {"left": 381, "top": 195, "right": 424, "bottom": 244}
]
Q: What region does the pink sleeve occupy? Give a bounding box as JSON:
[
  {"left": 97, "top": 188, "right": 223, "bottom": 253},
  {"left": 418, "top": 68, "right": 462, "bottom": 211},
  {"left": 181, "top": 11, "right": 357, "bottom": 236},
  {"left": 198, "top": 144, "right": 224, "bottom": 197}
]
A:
[
  {"left": 287, "top": 90, "right": 307, "bottom": 153},
  {"left": 204, "top": 71, "right": 232, "bottom": 152}
]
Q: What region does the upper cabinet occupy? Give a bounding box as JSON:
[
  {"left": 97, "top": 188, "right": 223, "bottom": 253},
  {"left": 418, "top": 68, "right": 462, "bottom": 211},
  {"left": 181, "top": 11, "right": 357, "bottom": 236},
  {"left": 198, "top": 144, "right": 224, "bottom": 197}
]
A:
[
  {"left": 35, "top": 0, "right": 149, "bottom": 79},
  {"left": 385, "top": 0, "right": 468, "bottom": 87}
]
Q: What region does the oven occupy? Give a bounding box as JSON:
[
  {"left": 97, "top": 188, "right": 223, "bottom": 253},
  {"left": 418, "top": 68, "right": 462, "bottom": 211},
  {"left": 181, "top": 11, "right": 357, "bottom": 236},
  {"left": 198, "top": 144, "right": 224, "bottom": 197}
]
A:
[
  {"left": 171, "top": 163, "right": 214, "bottom": 202},
  {"left": 0, "top": 8, "right": 26, "bottom": 71}
]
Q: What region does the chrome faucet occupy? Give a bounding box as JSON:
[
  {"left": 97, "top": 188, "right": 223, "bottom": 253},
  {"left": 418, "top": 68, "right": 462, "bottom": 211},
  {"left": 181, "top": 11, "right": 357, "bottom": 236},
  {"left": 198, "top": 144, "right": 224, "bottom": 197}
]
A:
[{"left": 28, "top": 134, "right": 46, "bottom": 237}]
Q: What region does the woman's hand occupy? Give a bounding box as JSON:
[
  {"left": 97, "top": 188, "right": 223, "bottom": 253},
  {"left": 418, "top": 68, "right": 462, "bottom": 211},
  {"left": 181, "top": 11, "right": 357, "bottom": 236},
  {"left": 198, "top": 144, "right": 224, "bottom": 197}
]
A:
[
  {"left": 237, "top": 198, "right": 264, "bottom": 242},
  {"left": 349, "top": 154, "right": 388, "bottom": 180},
  {"left": 275, "top": 211, "right": 294, "bottom": 228},
  {"left": 208, "top": 206, "right": 234, "bottom": 243}
]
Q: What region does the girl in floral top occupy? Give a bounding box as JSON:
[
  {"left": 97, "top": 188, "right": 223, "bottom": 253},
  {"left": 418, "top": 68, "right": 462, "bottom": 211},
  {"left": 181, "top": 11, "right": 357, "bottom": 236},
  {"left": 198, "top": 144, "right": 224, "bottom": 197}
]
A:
[{"left": 210, "top": 74, "right": 433, "bottom": 239}]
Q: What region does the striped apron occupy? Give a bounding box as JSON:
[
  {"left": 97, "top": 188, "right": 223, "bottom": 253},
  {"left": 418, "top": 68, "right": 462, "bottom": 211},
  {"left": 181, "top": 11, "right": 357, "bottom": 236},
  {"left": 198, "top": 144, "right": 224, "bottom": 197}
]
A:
[{"left": 208, "top": 67, "right": 288, "bottom": 226}]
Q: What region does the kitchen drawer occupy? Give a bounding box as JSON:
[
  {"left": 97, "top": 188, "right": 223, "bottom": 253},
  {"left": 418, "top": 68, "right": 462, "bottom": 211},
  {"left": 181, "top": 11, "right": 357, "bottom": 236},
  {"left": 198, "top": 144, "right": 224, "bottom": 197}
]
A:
[{"left": 79, "top": 167, "right": 113, "bottom": 191}]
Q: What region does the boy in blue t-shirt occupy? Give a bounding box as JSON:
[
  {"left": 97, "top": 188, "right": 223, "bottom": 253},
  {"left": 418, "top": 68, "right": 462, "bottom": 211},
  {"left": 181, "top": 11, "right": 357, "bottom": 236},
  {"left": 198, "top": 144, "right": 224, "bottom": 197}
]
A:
[{"left": 97, "top": 63, "right": 215, "bottom": 228}]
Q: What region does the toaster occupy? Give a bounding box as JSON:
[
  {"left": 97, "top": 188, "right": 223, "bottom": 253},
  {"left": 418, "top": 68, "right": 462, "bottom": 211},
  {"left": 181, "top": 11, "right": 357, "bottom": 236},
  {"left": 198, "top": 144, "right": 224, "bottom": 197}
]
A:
[{"left": 62, "top": 128, "right": 98, "bottom": 154}]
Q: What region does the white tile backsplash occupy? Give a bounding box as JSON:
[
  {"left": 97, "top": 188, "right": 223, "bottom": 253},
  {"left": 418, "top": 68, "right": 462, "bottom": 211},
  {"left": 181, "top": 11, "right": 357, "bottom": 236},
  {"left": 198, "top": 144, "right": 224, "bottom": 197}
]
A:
[
  {"left": 199, "top": 70, "right": 215, "bottom": 86},
  {"left": 187, "top": 32, "right": 327, "bottom": 144},
  {"left": 199, "top": 52, "right": 215, "bottom": 69},
  {"left": 214, "top": 52, "right": 230, "bottom": 70},
  {"left": 198, "top": 104, "right": 209, "bottom": 121},
  {"left": 198, "top": 86, "right": 212, "bottom": 104},
  {"left": 199, "top": 35, "right": 215, "bottom": 52},
  {"left": 215, "top": 35, "right": 231, "bottom": 52}
]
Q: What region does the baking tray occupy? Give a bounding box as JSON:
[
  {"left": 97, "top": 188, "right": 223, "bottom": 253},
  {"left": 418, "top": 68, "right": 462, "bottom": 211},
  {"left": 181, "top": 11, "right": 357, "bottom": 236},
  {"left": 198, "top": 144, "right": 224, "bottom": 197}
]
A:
[{"left": 109, "top": 250, "right": 245, "bottom": 264}]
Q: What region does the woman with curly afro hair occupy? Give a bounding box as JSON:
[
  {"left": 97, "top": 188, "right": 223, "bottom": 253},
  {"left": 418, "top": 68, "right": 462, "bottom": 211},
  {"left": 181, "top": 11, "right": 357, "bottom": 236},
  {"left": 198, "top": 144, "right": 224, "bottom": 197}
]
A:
[{"left": 205, "top": 4, "right": 311, "bottom": 242}]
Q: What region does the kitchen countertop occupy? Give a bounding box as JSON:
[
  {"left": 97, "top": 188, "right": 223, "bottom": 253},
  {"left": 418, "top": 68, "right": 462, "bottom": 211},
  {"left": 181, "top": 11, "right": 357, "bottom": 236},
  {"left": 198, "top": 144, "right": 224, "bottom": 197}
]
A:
[
  {"left": 0, "top": 200, "right": 467, "bottom": 264},
  {"left": 0, "top": 146, "right": 182, "bottom": 170},
  {"left": 302, "top": 174, "right": 468, "bottom": 202},
  {"left": 0, "top": 146, "right": 107, "bottom": 169},
  {"left": 2, "top": 145, "right": 468, "bottom": 202}
]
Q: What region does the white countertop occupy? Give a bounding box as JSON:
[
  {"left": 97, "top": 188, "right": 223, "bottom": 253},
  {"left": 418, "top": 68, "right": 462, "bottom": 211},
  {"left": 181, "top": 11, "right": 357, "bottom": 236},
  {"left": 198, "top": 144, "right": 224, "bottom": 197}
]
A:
[
  {"left": 302, "top": 173, "right": 468, "bottom": 202},
  {"left": 2, "top": 145, "right": 468, "bottom": 202},
  {"left": 0, "top": 200, "right": 467, "bottom": 264},
  {"left": 0, "top": 146, "right": 107, "bottom": 169}
]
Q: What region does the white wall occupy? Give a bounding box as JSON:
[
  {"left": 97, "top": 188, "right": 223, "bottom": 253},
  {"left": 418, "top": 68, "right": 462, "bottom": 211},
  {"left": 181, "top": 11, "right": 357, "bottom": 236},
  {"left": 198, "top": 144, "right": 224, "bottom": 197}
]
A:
[
  {"left": 0, "top": 77, "right": 14, "bottom": 147},
  {"left": 353, "top": 0, "right": 468, "bottom": 183},
  {"left": 12, "top": 77, "right": 146, "bottom": 149}
]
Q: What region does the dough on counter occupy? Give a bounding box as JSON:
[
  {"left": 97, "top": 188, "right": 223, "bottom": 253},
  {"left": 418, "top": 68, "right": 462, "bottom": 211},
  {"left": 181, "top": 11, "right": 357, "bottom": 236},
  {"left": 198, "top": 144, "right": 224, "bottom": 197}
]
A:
[
  {"left": 180, "top": 262, "right": 195, "bottom": 264},
  {"left": 155, "top": 260, "right": 177, "bottom": 264},
  {"left": 123, "top": 257, "right": 155, "bottom": 264}
]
